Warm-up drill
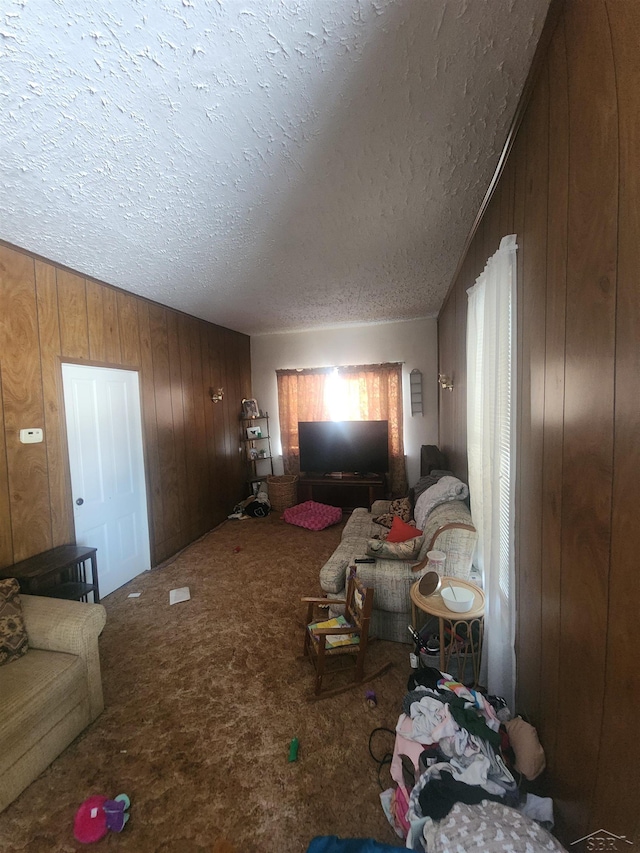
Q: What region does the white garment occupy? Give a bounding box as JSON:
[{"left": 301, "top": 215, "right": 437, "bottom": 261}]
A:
[
  {"left": 519, "top": 793, "right": 555, "bottom": 829},
  {"left": 404, "top": 696, "right": 458, "bottom": 743}
]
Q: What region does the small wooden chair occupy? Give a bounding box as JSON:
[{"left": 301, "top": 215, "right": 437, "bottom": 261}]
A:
[{"left": 302, "top": 574, "right": 391, "bottom": 698}]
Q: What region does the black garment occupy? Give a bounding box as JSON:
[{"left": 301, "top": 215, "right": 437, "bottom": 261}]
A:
[
  {"left": 244, "top": 498, "right": 270, "bottom": 517},
  {"left": 418, "top": 768, "right": 504, "bottom": 821},
  {"left": 407, "top": 666, "right": 444, "bottom": 692},
  {"left": 417, "top": 744, "right": 444, "bottom": 775}
]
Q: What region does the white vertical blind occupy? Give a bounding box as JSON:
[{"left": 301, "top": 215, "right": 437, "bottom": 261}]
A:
[{"left": 467, "top": 234, "right": 517, "bottom": 709}]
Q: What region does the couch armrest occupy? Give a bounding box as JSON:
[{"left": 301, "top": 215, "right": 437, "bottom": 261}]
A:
[
  {"left": 20, "top": 595, "right": 107, "bottom": 721},
  {"left": 320, "top": 557, "right": 351, "bottom": 594},
  {"left": 370, "top": 500, "right": 391, "bottom": 516}
]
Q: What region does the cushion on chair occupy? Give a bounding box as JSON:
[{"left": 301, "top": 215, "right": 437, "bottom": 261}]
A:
[
  {"left": 283, "top": 500, "right": 343, "bottom": 531},
  {"left": 0, "top": 579, "right": 29, "bottom": 666}
]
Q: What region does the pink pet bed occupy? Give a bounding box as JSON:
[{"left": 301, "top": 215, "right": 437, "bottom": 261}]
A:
[{"left": 282, "top": 500, "right": 342, "bottom": 531}]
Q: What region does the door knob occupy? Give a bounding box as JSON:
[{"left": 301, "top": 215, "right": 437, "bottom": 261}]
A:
[{"left": 76, "top": 497, "right": 84, "bottom": 505}]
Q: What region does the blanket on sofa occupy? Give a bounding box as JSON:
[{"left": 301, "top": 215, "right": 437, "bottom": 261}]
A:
[{"left": 413, "top": 476, "right": 469, "bottom": 530}]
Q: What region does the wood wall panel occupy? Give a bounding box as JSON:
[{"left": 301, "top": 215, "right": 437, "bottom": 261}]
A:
[
  {"left": 0, "top": 247, "right": 52, "bottom": 560},
  {"left": 0, "top": 243, "right": 250, "bottom": 571},
  {"left": 57, "top": 270, "right": 89, "bottom": 360},
  {"left": 556, "top": 0, "right": 617, "bottom": 834},
  {"left": 177, "top": 314, "right": 198, "bottom": 537},
  {"left": 516, "top": 66, "right": 549, "bottom": 724},
  {"left": 0, "top": 370, "right": 13, "bottom": 566},
  {"left": 591, "top": 1, "right": 640, "bottom": 839},
  {"left": 208, "top": 327, "right": 228, "bottom": 522},
  {"left": 201, "top": 325, "right": 218, "bottom": 523},
  {"left": 117, "top": 291, "right": 141, "bottom": 367},
  {"left": 188, "top": 320, "right": 209, "bottom": 535},
  {"left": 166, "top": 310, "right": 189, "bottom": 550},
  {"left": 538, "top": 16, "right": 569, "bottom": 774},
  {"left": 86, "top": 280, "right": 106, "bottom": 363},
  {"left": 149, "top": 304, "right": 180, "bottom": 548},
  {"left": 224, "top": 328, "right": 245, "bottom": 505},
  {"left": 35, "top": 260, "right": 74, "bottom": 547},
  {"left": 102, "top": 286, "right": 121, "bottom": 364},
  {"left": 436, "top": 289, "right": 456, "bottom": 459},
  {"left": 437, "top": 0, "right": 638, "bottom": 843},
  {"left": 453, "top": 253, "right": 469, "bottom": 483},
  {"left": 137, "top": 301, "right": 164, "bottom": 561}
]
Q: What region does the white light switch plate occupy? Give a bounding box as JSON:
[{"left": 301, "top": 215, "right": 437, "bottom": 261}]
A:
[{"left": 19, "top": 428, "right": 43, "bottom": 444}]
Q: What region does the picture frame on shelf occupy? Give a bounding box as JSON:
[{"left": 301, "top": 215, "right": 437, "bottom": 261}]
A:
[
  {"left": 246, "top": 426, "right": 262, "bottom": 439},
  {"left": 242, "top": 398, "right": 260, "bottom": 419},
  {"left": 249, "top": 448, "right": 259, "bottom": 461}
]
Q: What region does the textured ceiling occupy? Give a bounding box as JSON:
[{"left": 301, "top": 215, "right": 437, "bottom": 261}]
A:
[{"left": 1, "top": 0, "right": 549, "bottom": 336}]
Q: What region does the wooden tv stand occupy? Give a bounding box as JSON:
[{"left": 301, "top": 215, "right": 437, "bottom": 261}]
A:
[{"left": 298, "top": 474, "right": 385, "bottom": 510}]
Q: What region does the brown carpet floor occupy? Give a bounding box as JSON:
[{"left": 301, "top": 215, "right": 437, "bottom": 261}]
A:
[{"left": 0, "top": 513, "right": 410, "bottom": 852}]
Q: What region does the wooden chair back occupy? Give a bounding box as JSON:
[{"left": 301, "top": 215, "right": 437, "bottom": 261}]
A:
[{"left": 302, "top": 572, "right": 376, "bottom": 696}]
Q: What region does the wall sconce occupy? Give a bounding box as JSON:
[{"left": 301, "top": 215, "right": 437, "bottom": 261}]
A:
[
  {"left": 438, "top": 374, "right": 454, "bottom": 392},
  {"left": 209, "top": 387, "right": 224, "bottom": 403}
]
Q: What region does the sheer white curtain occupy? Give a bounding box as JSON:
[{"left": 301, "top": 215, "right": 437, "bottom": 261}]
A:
[{"left": 466, "top": 234, "right": 517, "bottom": 709}]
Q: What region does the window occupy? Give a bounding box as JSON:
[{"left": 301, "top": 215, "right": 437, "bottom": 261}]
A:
[
  {"left": 276, "top": 362, "right": 407, "bottom": 496},
  {"left": 466, "top": 234, "right": 517, "bottom": 708}
]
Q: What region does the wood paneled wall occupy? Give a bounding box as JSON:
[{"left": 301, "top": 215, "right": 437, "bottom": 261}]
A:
[
  {"left": 437, "top": 0, "right": 640, "bottom": 844},
  {"left": 0, "top": 243, "right": 250, "bottom": 569}
]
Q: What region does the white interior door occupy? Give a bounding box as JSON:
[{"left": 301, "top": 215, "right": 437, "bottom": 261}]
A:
[{"left": 62, "top": 363, "right": 151, "bottom": 598}]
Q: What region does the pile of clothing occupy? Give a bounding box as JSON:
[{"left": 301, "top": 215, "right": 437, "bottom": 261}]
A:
[
  {"left": 227, "top": 490, "right": 271, "bottom": 520},
  {"left": 382, "top": 666, "right": 563, "bottom": 852}
]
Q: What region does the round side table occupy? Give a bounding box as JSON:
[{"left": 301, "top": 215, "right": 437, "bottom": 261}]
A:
[{"left": 410, "top": 576, "right": 485, "bottom": 687}]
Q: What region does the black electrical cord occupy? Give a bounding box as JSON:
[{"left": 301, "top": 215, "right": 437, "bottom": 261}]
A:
[{"left": 368, "top": 726, "right": 396, "bottom": 790}]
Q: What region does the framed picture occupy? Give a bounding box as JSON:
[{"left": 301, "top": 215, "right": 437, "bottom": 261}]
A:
[
  {"left": 242, "top": 398, "right": 260, "bottom": 419},
  {"left": 246, "top": 426, "right": 262, "bottom": 439}
]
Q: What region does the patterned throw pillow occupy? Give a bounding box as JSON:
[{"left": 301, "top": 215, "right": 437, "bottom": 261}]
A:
[
  {"left": 0, "top": 578, "right": 29, "bottom": 666},
  {"left": 366, "top": 535, "right": 425, "bottom": 561},
  {"left": 373, "top": 497, "right": 413, "bottom": 528}
]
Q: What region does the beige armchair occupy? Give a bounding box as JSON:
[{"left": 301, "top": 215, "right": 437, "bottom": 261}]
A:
[{"left": 0, "top": 595, "right": 107, "bottom": 813}]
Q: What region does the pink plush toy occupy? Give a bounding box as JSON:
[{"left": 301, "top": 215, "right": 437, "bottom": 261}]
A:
[{"left": 73, "top": 793, "right": 130, "bottom": 843}]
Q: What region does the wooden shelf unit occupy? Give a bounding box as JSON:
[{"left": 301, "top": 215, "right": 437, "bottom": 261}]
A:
[{"left": 241, "top": 413, "right": 274, "bottom": 492}]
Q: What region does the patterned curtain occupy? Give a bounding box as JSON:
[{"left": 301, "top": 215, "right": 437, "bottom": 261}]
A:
[
  {"left": 276, "top": 370, "right": 331, "bottom": 475},
  {"left": 276, "top": 363, "right": 407, "bottom": 496}
]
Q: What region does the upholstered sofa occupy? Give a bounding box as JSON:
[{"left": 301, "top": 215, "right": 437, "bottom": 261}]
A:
[
  {"left": 319, "top": 496, "right": 477, "bottom": 643},
  {"left": 0, "top": 594, "right": 107, "bottom": 812}
]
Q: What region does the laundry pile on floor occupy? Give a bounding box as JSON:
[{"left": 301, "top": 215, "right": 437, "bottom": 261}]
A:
[{"left": 381, "top": 665, "right": 566, "bottom": 852}]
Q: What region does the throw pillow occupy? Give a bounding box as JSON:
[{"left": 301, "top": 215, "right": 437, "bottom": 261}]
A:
[
  {"left": 367, "top": 535, "right": 425, "bottom": 561},
  {"left": 0, "top": 578, "right": 29, "bottom": 666},
  {"left": 373, "top": 497, "right": 412, "bottom": 529},
  {"left": 386, "top": 515, "right": 422, "bottom": 543}
]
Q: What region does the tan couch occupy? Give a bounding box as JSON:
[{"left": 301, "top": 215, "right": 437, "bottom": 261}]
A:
[
  {"left": 319, "top": 499, "right": 477, "bottom": 643},
  {"left": 0, "top": 594, "right": 107, "bottom": 813}
]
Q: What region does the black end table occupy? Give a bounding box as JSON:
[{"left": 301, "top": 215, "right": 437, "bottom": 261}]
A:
[{"left": 0, "top": 545, "right": 100, "bottom": 603}]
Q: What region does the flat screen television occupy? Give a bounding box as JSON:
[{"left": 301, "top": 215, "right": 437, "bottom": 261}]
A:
[{"left": 297, "top": 420, "right": 389, "bottom": 476}]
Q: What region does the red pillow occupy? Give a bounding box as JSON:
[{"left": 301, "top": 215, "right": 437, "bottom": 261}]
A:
[{"left": 386, "top": 516, "right": 422, "bottom": 543}]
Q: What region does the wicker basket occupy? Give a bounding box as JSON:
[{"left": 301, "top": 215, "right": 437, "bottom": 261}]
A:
[{"left": 267, "top": 474, "right": 298, "bottom": 511}]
